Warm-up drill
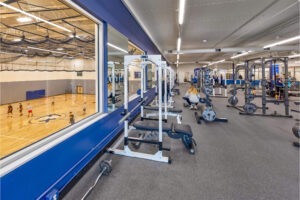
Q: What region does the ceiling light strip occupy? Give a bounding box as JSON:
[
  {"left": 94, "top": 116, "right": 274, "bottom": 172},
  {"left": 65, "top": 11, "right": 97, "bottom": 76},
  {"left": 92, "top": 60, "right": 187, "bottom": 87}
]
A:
[
  {"left": 288, "top": 54, "right": 300, "bottom": 58},
  {"left": 0, "top": 1, "right": 71, "bottom": 32},
  {"left": 178, "top": 0, "right": 186, "bottom": 25},
  {"left": 107, "top": 43, "right": 128, "bottom": 53},
  {"left": 27, "top": 46, "right": 69, "bottom": 55},
  {"left": 208, "top": 59, "right": 225, "bottom": 66},
  {"left": 177, "top": 37, "right": 181, "bottom": 53},
  {"left": 0, "top": 51, "right": 27, "bottom": 56},
  {"left": 231, "top": 51, "right": 252, "bottom": 59},
  {"left": 264, "top": 35, "right": 300, "bottom": 48}
]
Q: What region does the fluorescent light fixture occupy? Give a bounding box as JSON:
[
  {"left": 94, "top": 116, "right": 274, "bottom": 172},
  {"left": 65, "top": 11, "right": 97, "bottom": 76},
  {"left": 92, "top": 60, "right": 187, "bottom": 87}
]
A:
[
  {"left": 231, "top": 51, "right": 252, "bottom": 59},
  {"left": 177, "top": 37, "right": 181, "bottom": 53},
  {"left": 107, "top": 42, "right": 128, "bottom": 53},
  {"left": 288, "top": 54, "right": 300, "bottom": 58},
  {"left": 57, "top": 48, "right": 64, "bottom": 51},
  {"left": 208, "top": 59, "right": 225, "bottom": 66},
  {"left": 177, "top": 54, "right": 180, "bottom": 60},
  {"left": 27, "top": 46, "right": 68, "bottom": 55},
  {"left": 13, "top": 38, "right": 21, "bottom": 42},
  {"left": 264, "top": 35, "right": 300, "bottom": 48},
  {"left": 0, "top": 1, "right": 71, "bottom": 32},
  {"left": 17, "top": 17, "right": 32, "bottom": 23},
  {"left": 178, "top": 0, "right": 186, "bottom": 25},
  {"left": 0, "top": 51, "right": 26, "bottom": 56},
  {"left": 69, "top": 35, "right": 74, "bottom": 38}
]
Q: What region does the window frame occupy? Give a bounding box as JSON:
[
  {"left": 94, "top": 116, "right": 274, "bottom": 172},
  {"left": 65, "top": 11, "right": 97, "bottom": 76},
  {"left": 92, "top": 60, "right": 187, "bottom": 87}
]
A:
[{"left": 0, "top": 0, "right": 105, "bottom": 177}]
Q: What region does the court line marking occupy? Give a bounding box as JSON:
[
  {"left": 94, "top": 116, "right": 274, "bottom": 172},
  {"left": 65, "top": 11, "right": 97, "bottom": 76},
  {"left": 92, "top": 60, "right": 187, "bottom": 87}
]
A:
[
  {"left": 0, "top": 113, "right": 107, "bottom": 177},
  {"left": 0, "top": 135, "right": 36, "bottom": 142}
]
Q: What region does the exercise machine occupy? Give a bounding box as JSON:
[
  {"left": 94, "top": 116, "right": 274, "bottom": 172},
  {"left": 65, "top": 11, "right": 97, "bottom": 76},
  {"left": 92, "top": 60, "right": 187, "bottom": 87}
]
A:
[
  {"left": 194, "top": 67, "right": 228, "bottom": 124},
  {"left": 143, "top": 62, "right": 183, "bottom": 124},
  {"left": 108, "top": 55, "right": 195, "bottom": 164},
  {"left": 238, "top": 57, "right": 292, "bottom": 118}
]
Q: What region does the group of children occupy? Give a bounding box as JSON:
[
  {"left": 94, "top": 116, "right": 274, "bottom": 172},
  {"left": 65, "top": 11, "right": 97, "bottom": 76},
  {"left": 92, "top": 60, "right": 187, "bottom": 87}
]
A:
[
  {"left": 7, "top": 103, "right": 33, "bottom": 118},
  {"left": 6, "top": 96, "right": 88, "bottom": 126}
]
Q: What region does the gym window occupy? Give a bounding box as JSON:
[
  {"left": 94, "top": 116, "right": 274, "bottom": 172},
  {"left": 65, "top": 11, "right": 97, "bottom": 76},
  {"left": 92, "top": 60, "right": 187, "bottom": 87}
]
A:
[
  {"left": 0, "top": 0, "right": 104, "bottom": 165},
  {"left": 107, "top": 25, "right": 145, "bottom": 112}
]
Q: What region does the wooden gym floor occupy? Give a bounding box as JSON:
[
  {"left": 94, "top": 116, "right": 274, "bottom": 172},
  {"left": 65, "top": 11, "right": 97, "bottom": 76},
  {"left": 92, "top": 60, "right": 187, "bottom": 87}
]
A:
[{"left": 0, "top": 94, "right": 96, "bottom": 159}]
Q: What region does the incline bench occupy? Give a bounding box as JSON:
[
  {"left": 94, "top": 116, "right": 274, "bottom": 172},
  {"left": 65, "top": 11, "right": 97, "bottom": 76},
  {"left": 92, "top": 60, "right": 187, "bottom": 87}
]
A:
[{"left": 133, "top": 121, "right": 196, "bottom": 154}]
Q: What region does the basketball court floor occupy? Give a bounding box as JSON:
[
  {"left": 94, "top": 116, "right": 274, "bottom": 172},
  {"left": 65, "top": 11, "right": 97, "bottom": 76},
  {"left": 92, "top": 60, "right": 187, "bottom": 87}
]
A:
[{"left": 0, "top": 94, "right": 96, "bottom": 159}]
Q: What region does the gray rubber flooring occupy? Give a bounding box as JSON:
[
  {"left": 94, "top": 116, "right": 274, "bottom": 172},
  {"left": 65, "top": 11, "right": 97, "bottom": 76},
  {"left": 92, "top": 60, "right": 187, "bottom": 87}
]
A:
[{"left": 64, "top": 84, "right": 299, "bottom": 200}]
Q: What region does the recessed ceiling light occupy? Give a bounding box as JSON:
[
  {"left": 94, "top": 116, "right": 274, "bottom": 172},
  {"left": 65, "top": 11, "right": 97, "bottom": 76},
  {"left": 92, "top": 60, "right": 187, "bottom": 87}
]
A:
[
  {"left": 17, "top": 17, "right": 32, "bottom": 23},
  {"left": 202, "top": 40, "right": 207, "bottom": 43}
]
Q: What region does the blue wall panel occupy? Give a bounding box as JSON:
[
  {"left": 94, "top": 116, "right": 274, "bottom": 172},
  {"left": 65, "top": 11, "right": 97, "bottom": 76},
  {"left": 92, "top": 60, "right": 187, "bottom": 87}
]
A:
[
  {"left": 73, "top": 0, "right": 160, "bottom": 54},
  {"left": 26, "top": 89, "right": 46, "bottom": 100},
  {"left": 1, "top": 88, "right": 156, "bottom": 200}
]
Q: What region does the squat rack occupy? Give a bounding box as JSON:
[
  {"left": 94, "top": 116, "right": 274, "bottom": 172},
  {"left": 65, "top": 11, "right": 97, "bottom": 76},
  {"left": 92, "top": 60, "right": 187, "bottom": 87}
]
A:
[
  {"left": 108, "top": 55, "right": 170, "bottom": 163},
  {"left": 239, "top": 57, "right": 292, "bottom": 118}
]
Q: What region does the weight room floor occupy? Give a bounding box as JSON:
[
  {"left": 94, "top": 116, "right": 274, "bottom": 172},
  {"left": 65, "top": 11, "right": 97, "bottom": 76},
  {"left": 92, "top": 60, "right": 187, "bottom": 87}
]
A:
[{"left": 63, "top": 84, "right": 299, "bottom": 200}]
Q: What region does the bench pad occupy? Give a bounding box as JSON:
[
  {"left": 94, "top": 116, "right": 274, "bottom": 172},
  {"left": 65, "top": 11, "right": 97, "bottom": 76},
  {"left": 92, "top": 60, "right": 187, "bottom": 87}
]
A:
[
  {"left": 133, "top": 121, "right": 172, "bottom": 132},
  {"left": 144, "top": 106, "right": 182, "bottom": 113},
  {"left": 173, "top": 124, "right": 193, "bottom": 137}
]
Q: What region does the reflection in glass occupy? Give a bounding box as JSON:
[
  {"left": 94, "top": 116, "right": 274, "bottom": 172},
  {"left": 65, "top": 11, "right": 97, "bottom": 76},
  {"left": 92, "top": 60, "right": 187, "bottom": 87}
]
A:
[{"left": 0, "top": 0, "right": 97, "bottom": 158}]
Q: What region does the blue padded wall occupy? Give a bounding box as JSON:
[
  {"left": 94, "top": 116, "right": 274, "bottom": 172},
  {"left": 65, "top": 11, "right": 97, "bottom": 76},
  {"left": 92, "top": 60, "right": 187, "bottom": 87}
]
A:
[
  {"left": 26, "top": 89, "right": 46, "bottom": 100},
  {"left": 1, "top": 88, "right": 156, "bottom": 200}
]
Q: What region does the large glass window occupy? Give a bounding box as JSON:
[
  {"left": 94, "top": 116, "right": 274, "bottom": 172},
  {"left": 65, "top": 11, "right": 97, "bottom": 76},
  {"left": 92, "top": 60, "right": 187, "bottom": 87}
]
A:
[
  {"left": 0, "top": 0, "right": 100, "bottom": 159},
  {"left": 107, "top": 25, "right": 128, "bottom": 112},
  {"left": 107, "top": 26, "right": 145, "bottom": 112}
]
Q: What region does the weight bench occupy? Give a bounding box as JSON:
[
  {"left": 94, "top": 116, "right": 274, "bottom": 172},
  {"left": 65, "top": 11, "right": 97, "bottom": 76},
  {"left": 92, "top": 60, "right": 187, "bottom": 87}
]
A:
[
  {"left": 133, "top": 121, "right": 196, "bottom": 154},
  {"left": 143, "top": 106, "right": 182, "bottom": 113},
  {"left": 142, "top": 106, "right": 183, "bottom": 124},
  {"left": 292, "top": 126, "right": 300, "bottom": 147}
]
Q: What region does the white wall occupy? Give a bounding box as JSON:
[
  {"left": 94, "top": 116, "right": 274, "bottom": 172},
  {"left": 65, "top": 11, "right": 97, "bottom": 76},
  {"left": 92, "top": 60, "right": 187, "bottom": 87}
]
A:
[
  {"left": 0, "top": 71, "right": 96, "bottom": 82},
  {"left": 177, "top": 65, "right": 197, "bottom": 83}
]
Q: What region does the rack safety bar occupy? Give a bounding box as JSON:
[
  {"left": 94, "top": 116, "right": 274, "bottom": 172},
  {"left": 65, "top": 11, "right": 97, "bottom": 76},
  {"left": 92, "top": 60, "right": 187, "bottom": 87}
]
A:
[{"left": 119, "top": 97, "right": 148, "bottom": 124}]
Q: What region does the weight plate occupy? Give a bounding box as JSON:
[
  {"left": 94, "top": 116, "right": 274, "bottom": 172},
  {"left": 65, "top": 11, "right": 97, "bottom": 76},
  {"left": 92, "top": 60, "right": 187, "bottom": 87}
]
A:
[
  {"left": 228, "top": 96, "right": 238, "bottom": 106},
  {"left": 246, "top": 94, "right": 255, "bottom": 101},
  {"left": 230, "top": 89, "right": 237, "bottom": 96},
  {"left": 243, "top": 103, "right": 257, "bottom": 114},
  {"left": 202, "top": 108, "right": 216, "bottom": 122}
]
